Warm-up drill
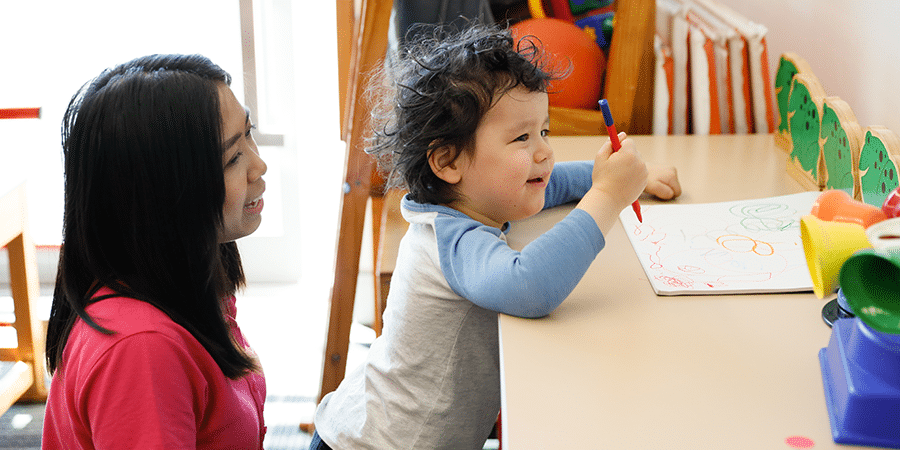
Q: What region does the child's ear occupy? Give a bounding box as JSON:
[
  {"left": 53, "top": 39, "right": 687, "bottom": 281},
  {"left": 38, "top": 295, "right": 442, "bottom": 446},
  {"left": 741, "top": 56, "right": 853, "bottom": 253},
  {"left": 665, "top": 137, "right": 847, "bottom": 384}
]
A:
[{"left": 428, "top": 145, "right": 464, "bottom": 184}]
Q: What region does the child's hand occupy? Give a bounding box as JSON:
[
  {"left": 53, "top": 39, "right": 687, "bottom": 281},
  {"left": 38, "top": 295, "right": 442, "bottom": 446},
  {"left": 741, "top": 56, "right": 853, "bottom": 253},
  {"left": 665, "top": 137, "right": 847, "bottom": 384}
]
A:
[
  {"left": 590, "top": 132, "right": 648, "bottom": 209},
  {"left": 576, "top": 132, "right": 648, "bottom": 234},
  {"left": 644, "top": 165, "right": 682, "bottom": 200}
]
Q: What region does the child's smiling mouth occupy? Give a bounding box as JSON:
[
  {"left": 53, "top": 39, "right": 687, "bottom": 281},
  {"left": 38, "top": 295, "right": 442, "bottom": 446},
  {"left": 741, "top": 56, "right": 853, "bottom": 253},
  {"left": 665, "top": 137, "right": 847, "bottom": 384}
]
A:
[{"left": 527, "top": 171, "right": 550, "bottom": 185}]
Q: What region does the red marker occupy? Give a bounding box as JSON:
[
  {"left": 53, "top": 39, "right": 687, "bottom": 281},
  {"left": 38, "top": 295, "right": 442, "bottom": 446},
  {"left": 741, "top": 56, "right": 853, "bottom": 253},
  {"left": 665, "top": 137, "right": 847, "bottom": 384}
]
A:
[{"left": 599, "top": 99, "right": 642, "bottom": 222}]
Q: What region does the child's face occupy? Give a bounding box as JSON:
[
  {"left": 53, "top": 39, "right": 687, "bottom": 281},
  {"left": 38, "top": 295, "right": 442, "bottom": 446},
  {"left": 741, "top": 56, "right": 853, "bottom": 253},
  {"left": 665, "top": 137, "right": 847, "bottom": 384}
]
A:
[
  {"left": 449, "top": 87, "right": 553, "bottom": 228},
  {"left": 218, "top": 83, "right": 267, "bottom": 243}
]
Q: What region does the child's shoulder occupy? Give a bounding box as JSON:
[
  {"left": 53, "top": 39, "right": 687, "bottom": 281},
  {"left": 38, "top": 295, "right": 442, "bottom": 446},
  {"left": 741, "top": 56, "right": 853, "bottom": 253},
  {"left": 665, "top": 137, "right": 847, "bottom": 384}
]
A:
[
  {"left": 400, "top": 194, "right": 506, "bottom": 254},
  {"left": 401, "top": 194, "right": 468, "bottom": 222},
  {"left": 401, "top": 195, "right": 500, "bottom": 231}
]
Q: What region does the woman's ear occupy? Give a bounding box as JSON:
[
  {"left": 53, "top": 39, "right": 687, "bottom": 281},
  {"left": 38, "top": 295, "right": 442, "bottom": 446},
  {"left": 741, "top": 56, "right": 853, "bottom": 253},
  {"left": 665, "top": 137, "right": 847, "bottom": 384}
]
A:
[{"left": 428, "top": 145, "right": 464, "bottom": 184}]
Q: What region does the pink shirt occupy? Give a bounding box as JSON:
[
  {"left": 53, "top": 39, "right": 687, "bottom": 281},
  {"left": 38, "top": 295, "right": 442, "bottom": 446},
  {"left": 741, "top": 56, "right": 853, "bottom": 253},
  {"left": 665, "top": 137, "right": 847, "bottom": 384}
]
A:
[{"left": 42, "top": 287, "right": 266, "bottom": 449}]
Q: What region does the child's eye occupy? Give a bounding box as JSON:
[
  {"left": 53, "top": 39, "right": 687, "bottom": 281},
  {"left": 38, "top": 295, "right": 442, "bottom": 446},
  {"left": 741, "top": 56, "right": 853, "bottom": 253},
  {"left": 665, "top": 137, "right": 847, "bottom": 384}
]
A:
[
  {"left": 541, "top": 129, "right": 550, "bottom": 137},
  {"left": 513, "top": 134, "right": 529, "bottom": 142}
]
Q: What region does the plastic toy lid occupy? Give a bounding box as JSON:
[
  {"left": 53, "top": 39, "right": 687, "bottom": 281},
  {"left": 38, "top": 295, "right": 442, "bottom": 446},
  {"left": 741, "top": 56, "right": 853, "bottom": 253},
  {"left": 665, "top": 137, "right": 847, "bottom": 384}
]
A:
[
  {"left": 839, "top": 248, "right": 900, "bottom": 334},
  {"left": 866, "top": 217, "right": 900, "bottom": 251}
]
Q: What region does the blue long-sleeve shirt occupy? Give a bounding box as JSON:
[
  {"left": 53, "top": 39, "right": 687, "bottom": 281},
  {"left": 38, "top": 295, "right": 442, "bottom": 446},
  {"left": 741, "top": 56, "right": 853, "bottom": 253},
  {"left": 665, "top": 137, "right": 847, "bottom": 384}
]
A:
[
  {"left": 315, "top": 160, "right": 605, "bottom": 450},
  {"left": 414, "top": 160, "right": 604, "bottom": 317}
]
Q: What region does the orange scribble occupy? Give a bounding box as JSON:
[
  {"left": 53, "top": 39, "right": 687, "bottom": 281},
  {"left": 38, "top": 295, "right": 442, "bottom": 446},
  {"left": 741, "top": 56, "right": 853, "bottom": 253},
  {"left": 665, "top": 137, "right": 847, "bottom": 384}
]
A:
[{"left": 716, "top": 234, "right": 775, "bottom": 256}]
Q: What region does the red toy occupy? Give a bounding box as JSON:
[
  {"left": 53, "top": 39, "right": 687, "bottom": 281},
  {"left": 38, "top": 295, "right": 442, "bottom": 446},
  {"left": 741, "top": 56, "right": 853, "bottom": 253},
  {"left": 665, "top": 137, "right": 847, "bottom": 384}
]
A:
[
  {"left": 882, "top": 187, "right": 900, "bottom": 218},
  {"left": 510, "top": 18, "right": 606, "bottom": 110}
]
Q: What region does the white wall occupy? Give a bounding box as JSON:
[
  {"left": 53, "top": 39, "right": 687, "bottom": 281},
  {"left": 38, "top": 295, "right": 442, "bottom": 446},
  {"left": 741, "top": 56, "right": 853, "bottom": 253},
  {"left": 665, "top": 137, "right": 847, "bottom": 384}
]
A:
[{"left": 713, "top": 0, "right": 900, "bottom": 134}]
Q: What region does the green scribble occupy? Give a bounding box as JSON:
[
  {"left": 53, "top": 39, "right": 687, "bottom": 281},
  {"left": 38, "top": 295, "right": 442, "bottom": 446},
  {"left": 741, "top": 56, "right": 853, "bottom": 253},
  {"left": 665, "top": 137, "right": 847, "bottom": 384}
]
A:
[{"left": 730, "top": 203, "right": 796, "bottom": 232}]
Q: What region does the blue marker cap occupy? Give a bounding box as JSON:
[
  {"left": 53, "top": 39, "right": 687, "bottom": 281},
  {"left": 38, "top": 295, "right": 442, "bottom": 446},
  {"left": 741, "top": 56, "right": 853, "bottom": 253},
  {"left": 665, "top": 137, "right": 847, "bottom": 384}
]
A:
[{"left": 598, "top": 99, "right": 614, "bottom": 126}]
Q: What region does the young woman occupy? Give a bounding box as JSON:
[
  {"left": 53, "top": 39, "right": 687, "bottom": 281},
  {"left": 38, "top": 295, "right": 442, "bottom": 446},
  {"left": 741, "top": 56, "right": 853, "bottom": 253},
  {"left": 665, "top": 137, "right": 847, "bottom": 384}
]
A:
[{"left": 42, "top": 54, "right": 269, "bottom": 449}]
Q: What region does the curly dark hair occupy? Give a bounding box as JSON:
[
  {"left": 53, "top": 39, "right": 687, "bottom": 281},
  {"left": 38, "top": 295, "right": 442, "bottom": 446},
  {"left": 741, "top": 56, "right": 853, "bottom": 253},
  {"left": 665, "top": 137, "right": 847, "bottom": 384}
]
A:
[{"left": 366, "top": 23, "right": 557, "bottom": 204}]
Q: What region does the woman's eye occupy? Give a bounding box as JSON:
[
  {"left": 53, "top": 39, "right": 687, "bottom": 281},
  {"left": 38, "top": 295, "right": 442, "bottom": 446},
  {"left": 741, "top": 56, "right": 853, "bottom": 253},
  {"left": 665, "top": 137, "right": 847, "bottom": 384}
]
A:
[
  {"left": 227, "top": 152, "right": 243, "bottom": 166},
  {"left": 245, "top": 123, "right": 257, "bottom": 138}
]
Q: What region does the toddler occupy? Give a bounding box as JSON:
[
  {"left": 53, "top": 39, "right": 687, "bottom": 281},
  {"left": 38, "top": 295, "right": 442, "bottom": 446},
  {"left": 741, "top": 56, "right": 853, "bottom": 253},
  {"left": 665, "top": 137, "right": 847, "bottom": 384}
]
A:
[{"left": 310, "top": 23, "right": 680, "bottom": 450}]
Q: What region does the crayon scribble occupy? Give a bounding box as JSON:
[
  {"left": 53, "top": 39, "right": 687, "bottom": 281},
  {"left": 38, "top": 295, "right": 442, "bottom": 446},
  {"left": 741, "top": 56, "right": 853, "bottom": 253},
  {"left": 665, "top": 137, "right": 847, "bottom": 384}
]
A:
[{"left": 623, "top": 194, "right": 815, "bottom": 293}]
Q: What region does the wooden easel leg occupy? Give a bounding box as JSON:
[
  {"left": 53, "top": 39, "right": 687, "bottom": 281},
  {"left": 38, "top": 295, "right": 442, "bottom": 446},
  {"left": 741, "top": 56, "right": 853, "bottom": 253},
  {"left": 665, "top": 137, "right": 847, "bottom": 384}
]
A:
[
  {"left": 300, "top": 145, "right": 372, "bottom": 434},
  {"left": 371, "top": 195, "right": 385, "bottom": 337},
  {"left": 302, "top": 0, "right": 392, "bottom": 433},
  {"left": 317, "top": 178, "right": 370, "bottom": 403}
]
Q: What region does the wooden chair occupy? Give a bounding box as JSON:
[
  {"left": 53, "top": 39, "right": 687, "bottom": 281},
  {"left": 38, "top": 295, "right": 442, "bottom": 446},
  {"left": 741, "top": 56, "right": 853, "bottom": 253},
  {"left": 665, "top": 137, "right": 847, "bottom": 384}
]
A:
[
  {"left": 0, "top": 181, "right": 48, "bottom": 415},
  {"left": 312, "top": 0, "right": 656, "bottom": 422}
]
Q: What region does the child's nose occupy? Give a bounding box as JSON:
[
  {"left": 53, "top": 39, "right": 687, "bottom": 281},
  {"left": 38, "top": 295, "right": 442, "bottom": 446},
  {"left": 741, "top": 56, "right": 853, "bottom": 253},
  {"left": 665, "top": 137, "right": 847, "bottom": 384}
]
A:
[{"left": 534, "top": 139, "right": 552, "bottom": 162}]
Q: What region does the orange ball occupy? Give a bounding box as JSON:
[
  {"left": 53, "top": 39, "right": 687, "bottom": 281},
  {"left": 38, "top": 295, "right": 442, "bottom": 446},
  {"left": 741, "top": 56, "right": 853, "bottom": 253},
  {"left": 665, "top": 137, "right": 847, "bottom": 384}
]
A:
[{"left": 510, "top": 18, "right": 606, "bottom": 110}]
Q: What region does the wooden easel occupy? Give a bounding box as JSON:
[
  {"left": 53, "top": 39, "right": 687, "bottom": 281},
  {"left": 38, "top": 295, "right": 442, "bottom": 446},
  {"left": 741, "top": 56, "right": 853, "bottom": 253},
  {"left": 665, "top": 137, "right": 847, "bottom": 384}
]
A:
[{"left": 311, "top": 0, "right": 393, "bottom": 410}]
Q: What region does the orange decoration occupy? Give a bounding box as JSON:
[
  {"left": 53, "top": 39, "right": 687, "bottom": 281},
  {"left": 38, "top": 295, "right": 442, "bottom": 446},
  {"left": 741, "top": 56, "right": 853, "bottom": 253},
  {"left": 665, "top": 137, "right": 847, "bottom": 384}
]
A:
[{"left": 510, "top": 18, "right": 606, "bottom": 110}]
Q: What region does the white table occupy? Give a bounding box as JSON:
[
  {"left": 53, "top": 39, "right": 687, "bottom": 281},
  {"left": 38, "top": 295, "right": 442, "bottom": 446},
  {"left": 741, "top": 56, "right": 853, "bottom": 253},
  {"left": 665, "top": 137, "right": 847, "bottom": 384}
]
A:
[{"left": 499, "top": 134, "right": 861, "bottom": 449}]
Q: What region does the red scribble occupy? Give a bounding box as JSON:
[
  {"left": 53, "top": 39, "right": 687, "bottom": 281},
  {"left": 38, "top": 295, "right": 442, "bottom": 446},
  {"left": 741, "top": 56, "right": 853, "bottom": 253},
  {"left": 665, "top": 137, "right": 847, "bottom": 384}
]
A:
[
  {"left": 657, "top": 275, "right": 692, "bottom": 288},
  {"left": 632, "top": 224, "right": 666, "bottom": 245},
  {"left": 677, "top": 265, "right": 705, "bottom": 274},
  {"left": 648, "top": 248, "right": 663, "bottom": 269}
]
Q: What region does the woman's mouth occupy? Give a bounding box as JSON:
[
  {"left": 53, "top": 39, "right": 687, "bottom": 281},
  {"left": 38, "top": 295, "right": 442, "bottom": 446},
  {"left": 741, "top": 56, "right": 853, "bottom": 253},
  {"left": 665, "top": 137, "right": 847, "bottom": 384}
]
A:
[{"left": 244, "top": 196, "right": 264, "bottom": 213}]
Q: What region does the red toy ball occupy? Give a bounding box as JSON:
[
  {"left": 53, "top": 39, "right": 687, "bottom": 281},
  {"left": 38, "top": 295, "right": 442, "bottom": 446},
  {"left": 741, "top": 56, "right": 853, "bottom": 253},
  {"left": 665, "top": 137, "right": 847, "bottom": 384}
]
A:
[
  {"left": 510, "top": 18, "right": 606, "bottom": 110},
  {"left": 882, "top": 187, "right": 900, "bottom": 218}
]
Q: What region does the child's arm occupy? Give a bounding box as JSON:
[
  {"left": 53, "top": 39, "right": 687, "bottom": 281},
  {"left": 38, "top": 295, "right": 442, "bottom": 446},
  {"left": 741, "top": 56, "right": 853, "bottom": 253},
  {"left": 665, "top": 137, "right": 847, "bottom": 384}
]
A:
[
  {"left": 437, "top": 210, "right": 603, "bottom": 318},
  {"left": 576, "top": 133, "right": 648, "bottom": 235},
  {"left": 542, "top": 161, "right": 593, "bottom": 208},
  {"left": 435, "top": 135, "right": 674, "bottom": 318},
  {"left": 543, "top": 154, "right": 682, "bottom": 210}
]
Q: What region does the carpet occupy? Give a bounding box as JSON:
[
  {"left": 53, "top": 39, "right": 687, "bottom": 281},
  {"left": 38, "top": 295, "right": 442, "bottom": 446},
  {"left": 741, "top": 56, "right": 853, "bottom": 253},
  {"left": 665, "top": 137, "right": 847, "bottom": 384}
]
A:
[{"left": 0, "top": 397, "right": 317, "bottom": 450}]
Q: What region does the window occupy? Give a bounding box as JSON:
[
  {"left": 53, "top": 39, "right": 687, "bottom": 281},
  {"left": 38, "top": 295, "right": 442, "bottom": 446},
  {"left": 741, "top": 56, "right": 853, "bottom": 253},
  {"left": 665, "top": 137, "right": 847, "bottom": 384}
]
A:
[{"left": 1, "top": 0, "right": 344, "bottom": 283}]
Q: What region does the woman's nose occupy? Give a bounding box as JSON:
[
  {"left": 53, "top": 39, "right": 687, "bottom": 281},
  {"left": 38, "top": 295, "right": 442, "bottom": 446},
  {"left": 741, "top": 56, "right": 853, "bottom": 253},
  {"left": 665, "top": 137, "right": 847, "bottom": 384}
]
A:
[{"left": 250, "top": 147, "right": 267, "bottom": 179}]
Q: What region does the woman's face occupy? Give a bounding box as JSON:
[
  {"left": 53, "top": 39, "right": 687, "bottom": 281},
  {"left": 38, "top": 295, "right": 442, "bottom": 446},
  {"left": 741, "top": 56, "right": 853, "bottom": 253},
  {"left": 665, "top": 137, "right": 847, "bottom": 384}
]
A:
[{"left": 217, "top": 83, "right": 267, "bottom": 243}]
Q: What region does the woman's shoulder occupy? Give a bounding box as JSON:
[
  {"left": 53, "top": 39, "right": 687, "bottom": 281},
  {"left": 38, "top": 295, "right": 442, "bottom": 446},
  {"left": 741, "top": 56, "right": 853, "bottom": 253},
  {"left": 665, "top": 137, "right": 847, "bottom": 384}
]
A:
[
  {"left": 79, "top": 291, "right": 200, "bottom": 352},
  {"left": 67, "top": 294, "right": 214, "bottom": 375},
  {"left": 85, "top": 296, "right": 176, "bottom": 333}
]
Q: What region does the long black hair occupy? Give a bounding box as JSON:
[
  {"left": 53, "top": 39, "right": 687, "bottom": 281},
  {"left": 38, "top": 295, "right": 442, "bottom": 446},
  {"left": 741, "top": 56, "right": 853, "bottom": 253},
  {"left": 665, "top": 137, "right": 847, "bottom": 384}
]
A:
[
  {"left": 47, "top": 54, "right": 258, "bottom": 379},
  {"left": 366, "top": 23, "right": 555, "bottom": 204}
]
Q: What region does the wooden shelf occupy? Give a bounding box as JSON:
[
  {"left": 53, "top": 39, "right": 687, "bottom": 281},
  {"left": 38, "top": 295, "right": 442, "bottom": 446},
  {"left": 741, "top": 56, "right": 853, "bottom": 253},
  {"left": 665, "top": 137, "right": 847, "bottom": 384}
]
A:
[
  {"left": 0, "top": 361, "right": 33, "bottom": 413},
  {"left": 0, "top": 182, "right": 48, "bottom": 415}
]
